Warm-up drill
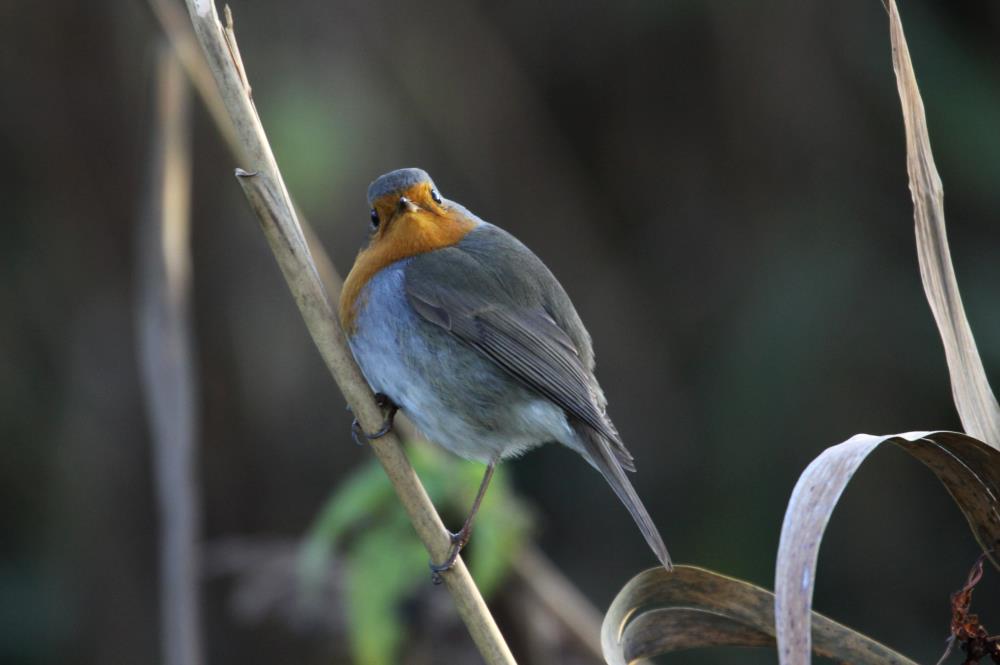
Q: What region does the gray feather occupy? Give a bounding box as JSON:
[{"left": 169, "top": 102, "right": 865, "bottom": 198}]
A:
[
  {"left": 367, "top": 168, "right": 435, "bottom": 205},
  {"left": 572, "top": 421, "right": 672, "bottom": 570},
  {"left": 404, "top": 224, "right": 669, "bottom": 567},
  {"left": 349, "top": 219, "right": 668, "bottom": 567},
  {"left": 405, "top": 224, "right": 635, "bottom": 470},
  {"left": 349, "top": 261, "right": 576, "bottom": 463}
]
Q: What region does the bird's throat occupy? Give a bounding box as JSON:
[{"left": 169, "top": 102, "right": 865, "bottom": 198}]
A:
[{"left": 340, "top": 209, "right": 476, "bottom": 332}]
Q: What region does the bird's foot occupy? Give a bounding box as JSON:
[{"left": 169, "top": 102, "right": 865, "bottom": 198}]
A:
[
  {"left": 350, "top": 393, "right": 399, "bottom": 446},
  {"left": 428, "top": 529, "right": 472, "bottom": 585}
]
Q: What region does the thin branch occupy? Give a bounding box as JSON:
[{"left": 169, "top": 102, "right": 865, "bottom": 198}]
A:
[
  {"left": 233, "top": 169, "right": 515, "bottom": 663},
  {"left": 135, "top": 45, "right": 203, "bottom": 665},
  {"left": 149, "top": 0, "right": 422, "bottom": 438},
  {"left": 151, "top": 0, "right": 604, "bottom": 655},
  {"left": 148, "top": 0, "right": 343, "bottom": 305},
  {"left": 511, "top": 546, "right": 604, "bottom": 658},
  {"left": 148, "top": 0, "right": 244, "bottom": 162},
  {"left": 180, "top": 1, "right": 515, "bottom": 661}
]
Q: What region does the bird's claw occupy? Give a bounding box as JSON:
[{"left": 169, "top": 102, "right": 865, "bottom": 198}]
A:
[
  {"left": 429, "top": 545, "right": 462, "bottom": 585},
  {"left": 428, "top": 529, "right": 471, "bottom": 584},
  {"left": 350, "top": 393, "right": 398, "bottom": 446}
]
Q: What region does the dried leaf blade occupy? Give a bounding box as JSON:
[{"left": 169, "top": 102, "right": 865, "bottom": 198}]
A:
[
  {"left": 889, "top": 0, "right": 1000, "bottom": 448},
  {"left": 775, "top": 431, "right": 1000, "bottom": 665},
  {"left": 602, "top": 565, "right": 914, "bottom": 665}
]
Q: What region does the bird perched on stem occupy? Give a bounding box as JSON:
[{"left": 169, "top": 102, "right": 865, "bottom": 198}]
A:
[{"left": 340, "top": 168, "right": 671, "bottom": 579}]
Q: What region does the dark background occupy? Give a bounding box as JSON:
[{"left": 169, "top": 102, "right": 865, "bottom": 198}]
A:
[{"left": 3, "top": 0, "right": 1000, "bottom": 663}]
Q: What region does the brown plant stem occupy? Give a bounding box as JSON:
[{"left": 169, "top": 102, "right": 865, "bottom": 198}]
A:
[
  {"left": 135, "top": 45, "right": 203, "bottom": 665},
  {"left": 153, "top": 0, "right": 605, "bottom": 657},
  {"left": 180, "top": 1, "right": 515, "bottom": 661}
]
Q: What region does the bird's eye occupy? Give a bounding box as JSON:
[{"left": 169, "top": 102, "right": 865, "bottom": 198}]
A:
[
  {"left": 430, "top": 188, "right": 442, "bottom": 205},
  {"left": 369, "top": 208, "right": 380, "bottom": 230}
]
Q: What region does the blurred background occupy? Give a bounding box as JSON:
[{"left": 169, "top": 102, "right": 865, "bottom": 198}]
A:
[{"left": 3, "top": 0, "right": 1000, "bottom": 663}]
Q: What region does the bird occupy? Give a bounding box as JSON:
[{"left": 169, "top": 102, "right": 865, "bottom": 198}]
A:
[{"left": 340, "top": 167, "right": 671, "bottom": 578}]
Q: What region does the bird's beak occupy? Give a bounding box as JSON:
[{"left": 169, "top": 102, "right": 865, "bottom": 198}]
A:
[{"left": 398, "top": 196, "right": 419, "bottom": 214}]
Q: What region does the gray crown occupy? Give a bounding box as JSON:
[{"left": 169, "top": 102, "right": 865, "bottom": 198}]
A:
[{"left": 367, "top": 168, "right": 435, "bottom": 206}]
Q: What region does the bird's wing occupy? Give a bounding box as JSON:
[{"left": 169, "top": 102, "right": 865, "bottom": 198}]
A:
[
  {"left": 405, "top": 241, "right": 676, "bottom": 569},
  {"left": 404, "top": 245, "right": 626, "bottom": 453}
]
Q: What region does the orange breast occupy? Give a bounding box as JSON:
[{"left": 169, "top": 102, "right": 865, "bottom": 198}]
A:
[{"left": 340, "top": 201, "right": 476, "bottom": 333}]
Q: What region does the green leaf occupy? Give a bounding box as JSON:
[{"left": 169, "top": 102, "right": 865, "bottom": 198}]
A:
[
  {"left": 344, "top": 517, "right": 427, "bottom": 665},
  {"left": 298, "top": 441, "right": 533, "bottom": 662},
  {"left": 467, "top": 466, "right": 531, "bottom": 597},
  {"left": 297, "top": 461, "right": 394, "bottom": 594},
  {"left": 391, "top": 444, "right": 533, "bottom": 596}
]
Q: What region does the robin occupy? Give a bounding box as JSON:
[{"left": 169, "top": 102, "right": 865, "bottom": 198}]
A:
[{"left": 340, "top": 168, "right": 671, "bottom": 578}]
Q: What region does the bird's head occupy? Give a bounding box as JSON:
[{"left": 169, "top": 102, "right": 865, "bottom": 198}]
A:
[
  {"left": 366, "top": 168, "right": 449, "bottom": 242},
  {"left": 340, "top": 168, "right": 477, "bottom": 331}
]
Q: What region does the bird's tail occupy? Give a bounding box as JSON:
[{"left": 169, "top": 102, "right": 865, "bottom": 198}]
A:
[{"left": 572, "top": 421, "right": 672, "bottom": 571}]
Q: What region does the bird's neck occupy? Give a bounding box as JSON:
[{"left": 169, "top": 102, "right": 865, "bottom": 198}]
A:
[{"left": 340, "top": 211, "right": 476, "bottom": 332}]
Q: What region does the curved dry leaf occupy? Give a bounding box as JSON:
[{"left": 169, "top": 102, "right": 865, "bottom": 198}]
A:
[
  {"left": 775, "top": 431, "right": 1000, "bottom": 665},
  {"left": 602, "top": 565, "right": 916, "bottom": 665},
  {"left": 889, "top": 0, "right": 1000, "bottom": 448}
]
